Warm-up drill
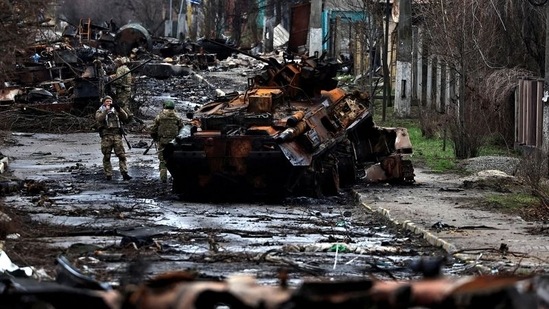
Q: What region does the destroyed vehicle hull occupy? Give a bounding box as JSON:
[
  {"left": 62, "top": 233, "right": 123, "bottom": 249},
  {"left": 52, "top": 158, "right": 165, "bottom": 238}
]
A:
[
  {"left": 165, "top": 53, "right": 413, "bottom": 199},
  {"left": 164, "top": 87, "right": 414, "bottom": 199},
  {"left": 164, "top": 133, "right": 295, "bottom": 198}
]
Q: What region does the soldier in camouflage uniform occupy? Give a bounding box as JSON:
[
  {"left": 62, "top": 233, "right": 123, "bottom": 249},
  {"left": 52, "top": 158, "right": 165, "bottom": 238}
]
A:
[
  {"left": 95, "top": 96, "right": 132, "bottom": 181},
  {"left": 110, "top": 57, "right": 133, "bottom": 121},
  {"left": 150, "top": 100, "right": 183, "bottom": 183}
]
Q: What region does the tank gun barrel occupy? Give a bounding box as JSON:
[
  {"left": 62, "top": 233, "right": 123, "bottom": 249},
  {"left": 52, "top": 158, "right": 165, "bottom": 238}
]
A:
[{"left": 276, "top": 121, "right": 308, "bottom": 143}]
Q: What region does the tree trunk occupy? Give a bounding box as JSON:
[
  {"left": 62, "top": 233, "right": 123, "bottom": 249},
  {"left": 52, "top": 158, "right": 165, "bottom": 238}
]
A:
[{"left": 264, "top": 0, "right": 274, "bottom": 52}]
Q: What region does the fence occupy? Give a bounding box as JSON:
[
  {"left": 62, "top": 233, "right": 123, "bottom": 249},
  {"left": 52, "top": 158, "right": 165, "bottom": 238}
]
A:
[
  {"left": 516, "top": 79, "right": 545, "bottom": 149},
  {"left": 411, "top": 27, "right": 460, "bottom": 114},
  {"left": 413, "top": 65, "right": 547, "bottom": 152},
  {"left": 411, "top": 27, "right": 548, "bottom": 155}
]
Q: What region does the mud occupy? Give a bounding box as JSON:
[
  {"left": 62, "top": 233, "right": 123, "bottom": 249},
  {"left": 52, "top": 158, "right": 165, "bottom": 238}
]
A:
[
  {"left": 1, "top": 130, "right": 476, "bottom": 285},
  {"left": 0, "top": 68, "right": 502, "bottom": 284}
]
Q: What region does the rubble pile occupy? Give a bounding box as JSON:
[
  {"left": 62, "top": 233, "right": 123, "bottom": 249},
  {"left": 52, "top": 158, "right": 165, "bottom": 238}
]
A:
[{"left": 0, "top": 19, "right": 263, "bottom": 133}]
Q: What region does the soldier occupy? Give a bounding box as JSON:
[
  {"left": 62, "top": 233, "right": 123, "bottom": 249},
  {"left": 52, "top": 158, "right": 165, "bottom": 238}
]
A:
[
  {"left": 150, "top": 100, "right": 183, "bottom": 183},
  {"left": 95, "top": 96, "right": 132, "bottom": 181},
  {"left": 110, "top": 57, "right": 133, "bottom": 121}
]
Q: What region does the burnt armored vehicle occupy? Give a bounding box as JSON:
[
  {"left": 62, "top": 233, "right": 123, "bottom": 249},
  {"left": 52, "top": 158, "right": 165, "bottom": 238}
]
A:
[{"left": 164, "top": 51, "right": 414, "bottom": 199}]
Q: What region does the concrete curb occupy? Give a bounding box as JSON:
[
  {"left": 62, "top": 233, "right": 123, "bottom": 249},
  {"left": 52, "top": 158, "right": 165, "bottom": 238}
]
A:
[{"left": 353, "top": 191, "right": 493, "bottom": 274}]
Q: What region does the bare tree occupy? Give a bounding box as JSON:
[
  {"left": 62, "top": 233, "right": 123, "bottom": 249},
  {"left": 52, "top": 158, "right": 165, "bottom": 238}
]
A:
[
  {"left": 0, "top": 0, "right": 51, "bottom": 83},
  {"left": 199, "top": 0, "right": 226, "bottom": 39},
  {"left": 227, "top": 0, "right": 260, "bottom": 47},
  {"left": 417, "top": 0, "right": 544, "bottom": 158},
  {"left": 58, "top": 0, "right": 165, "bottom": 36},
  {"left": 123, "top": 0, "right": 165, "bottom": 35},
  {"left": 325, "top": 0, "right": 386, "bottom": 114}
]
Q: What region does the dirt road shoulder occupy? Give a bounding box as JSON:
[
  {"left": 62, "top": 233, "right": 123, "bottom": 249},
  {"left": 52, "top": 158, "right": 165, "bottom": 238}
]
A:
[{"left": 353, "top": 168, "right": 549, "bottom": 274}]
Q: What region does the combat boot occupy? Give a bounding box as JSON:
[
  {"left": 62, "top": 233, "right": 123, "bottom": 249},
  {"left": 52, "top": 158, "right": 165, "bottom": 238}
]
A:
[
  {"left": 122, "top": 172, "right": 132, "bottom": 181},
  {"left": 160, "top": 169, "right": 167, "bottom": 183}
]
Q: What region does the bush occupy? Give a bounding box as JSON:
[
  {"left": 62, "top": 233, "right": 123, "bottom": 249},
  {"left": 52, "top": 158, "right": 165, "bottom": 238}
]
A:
[{"left": 516, "top": 149, "right": 549, "bottom": 208}]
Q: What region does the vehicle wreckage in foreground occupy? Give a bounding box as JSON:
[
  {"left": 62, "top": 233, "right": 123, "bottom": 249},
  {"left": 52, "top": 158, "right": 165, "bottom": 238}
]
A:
[
  {"left": 164, "top": 51, "right": 414, "bottom": 199},
  {"left": 2, "top": 255, "right": 546, "bottom": 309}
]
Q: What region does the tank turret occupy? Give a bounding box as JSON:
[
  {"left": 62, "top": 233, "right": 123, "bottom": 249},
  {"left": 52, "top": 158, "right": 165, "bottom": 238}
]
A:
[{"left": 165, "top": 49, "right": 414, "bottom": 199}]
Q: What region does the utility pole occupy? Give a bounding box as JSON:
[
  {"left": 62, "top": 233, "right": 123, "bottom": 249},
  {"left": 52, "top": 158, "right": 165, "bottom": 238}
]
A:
[
  {"left": 394, "top": 0, "right": 412, "bottom": 118},
  {"left": 308, "top": 0, "right": 322, "bottom": 55},
  {"left": 264, "top": 0, "right": 274, "bottom": 52},
  {"left": 169, "top": 0, "right": 173, "bottom": 36},
  {"left": 544, "top": 5, "right": 549, "bottom": 165},
  {"left": 177, "top": 0, "right": 186, "bottom": 39},
  {"left": 382, "top": 0, "right": 391, "bottom": 121}
]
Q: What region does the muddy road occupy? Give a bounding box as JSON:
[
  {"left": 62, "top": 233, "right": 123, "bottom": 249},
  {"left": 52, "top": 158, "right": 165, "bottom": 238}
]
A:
[
  {"left": 0, "top": 131, "right": 471, "bottom": 285},
  {"left": 0, "top": 65, "right": 478, "bottom": 284}
]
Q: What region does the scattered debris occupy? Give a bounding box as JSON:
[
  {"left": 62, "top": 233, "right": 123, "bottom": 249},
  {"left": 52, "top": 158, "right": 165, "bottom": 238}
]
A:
[
  {"left": 0, "top": 255, "right": 547, "bottom": 309},
  {"left": 0, "top": 156, "right": 8, "bottom": 174},
  {"left": 165, "top": 45, "right": 415, "bottom": 199},
  {"left": 0, "top": 249, "right": 35, "bottom": 278},
  {"left": 0, "top": 19, "right": 265, "bottom": 119}
]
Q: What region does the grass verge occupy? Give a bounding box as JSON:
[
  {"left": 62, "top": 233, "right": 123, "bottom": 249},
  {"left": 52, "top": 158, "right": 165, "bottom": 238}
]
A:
[
  {"left": 374, "top": 115, "right": 457, "bottom": 172},
  {"left": 484, "top": 193, "right": 540, "bottom": 212}
]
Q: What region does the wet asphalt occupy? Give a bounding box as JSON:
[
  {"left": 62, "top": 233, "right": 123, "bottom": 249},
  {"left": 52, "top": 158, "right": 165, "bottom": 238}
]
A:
[{"left": 1, "top": 131, "right": 474, "bottom": 285}]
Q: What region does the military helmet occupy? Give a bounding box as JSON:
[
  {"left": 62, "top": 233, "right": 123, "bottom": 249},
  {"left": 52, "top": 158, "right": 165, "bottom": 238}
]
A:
[
  {"left": 164, "top": 100, "right": 175, "bottom": 109},
  {"left": 102, "top": 95, "right": 113, "bottom": 103}
]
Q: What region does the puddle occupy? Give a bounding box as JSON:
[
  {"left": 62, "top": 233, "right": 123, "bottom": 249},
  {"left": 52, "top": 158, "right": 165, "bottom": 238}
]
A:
[
  {"left": 6, "top": 187, "right": 474, "bottom": 282},
  {"left": 2, "top": 132, "right": 474, "bottom": 283}
]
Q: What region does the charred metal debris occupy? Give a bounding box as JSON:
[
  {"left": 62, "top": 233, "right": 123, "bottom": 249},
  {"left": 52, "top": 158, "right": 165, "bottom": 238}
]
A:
[
  {"left": 0, "top": 18, "right": 415, "bottom": 197},
  {"left": 165, "top": 45, "right": 414, "bottom": 199},
  {"left": 0, "top": 255, "right": 547, "bottom": 309},
  {"left": 0, "top": 19, "right": 234, "bottom": 116}
]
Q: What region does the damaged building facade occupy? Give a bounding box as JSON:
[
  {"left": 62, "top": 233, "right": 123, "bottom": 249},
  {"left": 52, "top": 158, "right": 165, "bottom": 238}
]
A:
[
  {"left": 0, "top": 0, "right": 395, "bottom": 112},
  {"left": 2, "top": 0, "right": 546, "bottom": 188},
  {"left": 0, "top": 0, "right": 417, "bottom": 199}
]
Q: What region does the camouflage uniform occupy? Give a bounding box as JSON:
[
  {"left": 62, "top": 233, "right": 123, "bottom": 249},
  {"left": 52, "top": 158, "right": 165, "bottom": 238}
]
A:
[
  {"left": 112, "top": 60, "right": 133, "bottom": 118},
  {"left": 150, "top": 108, "right": 183, "bottom": 182},
  {"left": 95, "top": 100, "right": 131, "bottom": 180}
]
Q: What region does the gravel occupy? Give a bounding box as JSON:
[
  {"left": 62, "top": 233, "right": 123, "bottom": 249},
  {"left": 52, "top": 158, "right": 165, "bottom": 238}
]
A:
[{"left": 461, "top": 156, "right": 521, "bottom": 175}]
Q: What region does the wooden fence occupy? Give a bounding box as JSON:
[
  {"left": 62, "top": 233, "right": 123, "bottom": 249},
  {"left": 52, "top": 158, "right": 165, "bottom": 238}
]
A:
[
  {"left": 411, "top": 26, "right": 547, "bottom": 154},
  {"left": 516, "top": 79, "right": 545, "bottom": 149}
]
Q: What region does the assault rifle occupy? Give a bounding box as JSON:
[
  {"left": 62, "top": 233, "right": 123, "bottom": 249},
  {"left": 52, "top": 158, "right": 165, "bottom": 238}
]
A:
[
  {"left": 120, "top": 127, "right": 132, "bottom": 150},
  {"left": 105, "top": 57, "right": 153, "bottom": 86},
  {"left": 143, "top": 139, "right": 156, "bottom": 155}
]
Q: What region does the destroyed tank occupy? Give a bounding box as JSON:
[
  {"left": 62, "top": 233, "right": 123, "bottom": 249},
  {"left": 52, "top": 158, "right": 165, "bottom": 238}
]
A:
[{"left": 164, "top": 51, "right": 414, "bottom": 199}]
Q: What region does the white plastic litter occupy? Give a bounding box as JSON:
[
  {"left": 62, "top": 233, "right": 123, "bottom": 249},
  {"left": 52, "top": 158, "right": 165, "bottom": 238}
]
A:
[{"left": 0, "top": 249, "right": 34, "bottom": 276}]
